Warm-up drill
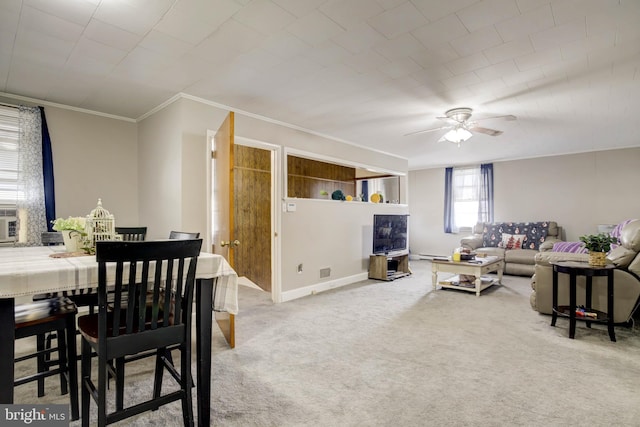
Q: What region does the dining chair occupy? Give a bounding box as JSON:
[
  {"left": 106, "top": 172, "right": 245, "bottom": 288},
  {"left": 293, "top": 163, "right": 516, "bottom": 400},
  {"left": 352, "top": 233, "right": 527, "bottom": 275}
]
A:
[
  {"left": 14, "top": 297, "right": 79, "bottom": 421},
  {"left": 169, "top": 231, "right": 200, "bottom": 239},
  {"left": 41, "top": 231, "right": 64, "bottom": 245},
  {"left": 114, "top": 226, "right": 147, "bottom": 242},
  {"left": 78, "top": 239, "right": 202, "bottom": 427}
]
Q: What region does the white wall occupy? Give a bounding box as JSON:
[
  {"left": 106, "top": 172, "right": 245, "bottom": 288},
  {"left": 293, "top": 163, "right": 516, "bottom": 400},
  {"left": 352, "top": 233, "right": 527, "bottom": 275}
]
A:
[
  {"left": 409, "top": 147, "right": 640, "bottom": 256},
  {"left": 138, "top": 97, "right": 409, "bottom": 299},
  {"left": 137, "top": 101, "right": 183, "bottom": 239},
  {"left": 44, "top": 107, "right": 139, "bottom": 224}
]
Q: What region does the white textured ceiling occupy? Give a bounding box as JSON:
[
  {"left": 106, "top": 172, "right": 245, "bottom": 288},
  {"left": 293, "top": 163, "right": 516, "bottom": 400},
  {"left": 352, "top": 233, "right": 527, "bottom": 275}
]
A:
[{"left": 1, "top": 0, "right": 639, "bottom": 170}]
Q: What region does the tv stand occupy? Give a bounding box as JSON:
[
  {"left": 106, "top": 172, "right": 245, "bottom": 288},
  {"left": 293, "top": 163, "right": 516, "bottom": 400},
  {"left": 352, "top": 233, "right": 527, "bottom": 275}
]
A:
[{"left": 368, "top": 254, "right": 411, "bottom": 281}]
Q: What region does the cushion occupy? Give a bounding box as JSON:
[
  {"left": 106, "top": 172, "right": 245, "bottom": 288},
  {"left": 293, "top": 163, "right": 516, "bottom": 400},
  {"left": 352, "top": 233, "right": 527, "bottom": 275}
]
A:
[
  {"left": 619, "top": 220, "right": 640, "bottom": 252},
  {"left": 628, "top": 254, "right": 640, "bottom": 277},
  {"left": 499, "top": 233, "right": 526, "bottom": 249},
  {"left": 552, "top": 241, "right": 588, "bottom": 254},
  {"left": 606, "top": 246, "right": 636, "bottom": 268}
]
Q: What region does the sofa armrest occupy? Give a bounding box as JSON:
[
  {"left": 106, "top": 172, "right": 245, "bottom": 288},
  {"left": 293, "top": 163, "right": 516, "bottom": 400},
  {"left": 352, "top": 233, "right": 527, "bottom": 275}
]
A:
[
  {"left": 534, "top": 251, "right": 589, "bottom": 267},
  {"left": 460, "top": 234, "right": 483, "bottom": 251},
  {"left": 539, "top": 238, "right": 563, "bottom": 252}
]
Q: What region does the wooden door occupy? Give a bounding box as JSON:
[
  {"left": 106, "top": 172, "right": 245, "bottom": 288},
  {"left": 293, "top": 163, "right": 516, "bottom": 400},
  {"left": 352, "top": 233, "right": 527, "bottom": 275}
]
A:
[{"left": 212, "top": 112, "right": 236, "bottom": 347}]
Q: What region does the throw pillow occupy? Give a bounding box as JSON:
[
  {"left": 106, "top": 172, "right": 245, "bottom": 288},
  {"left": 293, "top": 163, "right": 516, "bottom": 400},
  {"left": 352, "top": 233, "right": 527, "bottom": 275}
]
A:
[
  {"left": 552, "top": 242, "right": 588, "bottom": 254},
  {"left": 500, "top": 233, "right": 526, "bottom": 249}
]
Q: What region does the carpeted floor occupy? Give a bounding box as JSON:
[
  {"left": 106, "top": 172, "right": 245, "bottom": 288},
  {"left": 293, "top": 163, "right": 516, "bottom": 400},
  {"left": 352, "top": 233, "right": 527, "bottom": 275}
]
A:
[{"left": 13, "top": 260, "right": 640, "bottom": 426}]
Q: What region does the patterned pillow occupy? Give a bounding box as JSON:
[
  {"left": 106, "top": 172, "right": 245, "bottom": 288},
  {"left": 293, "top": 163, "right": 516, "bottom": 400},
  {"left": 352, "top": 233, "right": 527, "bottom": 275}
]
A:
[{"left": 500, "top": 233, "right": 526, "bottom": 249}]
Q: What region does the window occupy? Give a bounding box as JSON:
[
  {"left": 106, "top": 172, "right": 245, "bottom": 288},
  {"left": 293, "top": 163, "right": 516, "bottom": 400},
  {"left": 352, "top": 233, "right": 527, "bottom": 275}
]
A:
[
  {"left": 444, "top": 164, "right": 493, "bottom": 233},
  {"left": 0, "top": 106, "right": 19, "bottom": 208},
  {"left": 452, "top": 166, "right": 480, "bottom": 229}
]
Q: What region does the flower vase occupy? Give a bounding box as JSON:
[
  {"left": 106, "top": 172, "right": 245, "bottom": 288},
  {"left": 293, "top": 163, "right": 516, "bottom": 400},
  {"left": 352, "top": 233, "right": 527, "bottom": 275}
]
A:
[
  {"left": 61, "top": 230, "right": 83, "bottom": 252},
  {"left": 588, "top": 251, "right": 607, "bottom": 267}
]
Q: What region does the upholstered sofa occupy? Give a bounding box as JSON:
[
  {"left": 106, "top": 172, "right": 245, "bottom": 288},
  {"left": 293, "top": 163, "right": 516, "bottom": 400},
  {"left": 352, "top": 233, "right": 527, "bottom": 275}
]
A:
[
  {"left": 530, "top": 220, "right": 640, "bottom": 324},
  {"left": 460, "top": 221, "right": 563, "bottom": 276}
]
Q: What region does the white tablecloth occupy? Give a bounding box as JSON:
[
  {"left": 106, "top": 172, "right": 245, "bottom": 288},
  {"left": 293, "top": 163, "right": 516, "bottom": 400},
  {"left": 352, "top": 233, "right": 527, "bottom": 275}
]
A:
[{"left": 0, "top": 246, "right": 239, "bottom": 314}]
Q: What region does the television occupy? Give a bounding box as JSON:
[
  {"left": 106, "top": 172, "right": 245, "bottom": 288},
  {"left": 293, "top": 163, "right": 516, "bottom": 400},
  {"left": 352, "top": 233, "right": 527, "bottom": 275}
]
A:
[{"left": 372, "top": 214, "right": 409, "bottom": 256}]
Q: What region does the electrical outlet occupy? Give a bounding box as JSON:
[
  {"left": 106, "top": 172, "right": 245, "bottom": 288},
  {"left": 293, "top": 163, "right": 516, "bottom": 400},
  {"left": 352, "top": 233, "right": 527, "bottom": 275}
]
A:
[{"left": 320, "top": 267, "right": 331, "bottom": 278}]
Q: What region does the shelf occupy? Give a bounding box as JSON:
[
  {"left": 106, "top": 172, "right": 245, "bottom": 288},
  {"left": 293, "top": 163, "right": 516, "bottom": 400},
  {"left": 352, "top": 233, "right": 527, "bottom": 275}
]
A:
[
  {"left": 438, "top": 275, "right": 496, "bottom": 293},
  {"left": 553, "top": 306, "right": 609, "bottom": 322},
  {"left": 369, "top": 254, "right": 411, "bottom": 281}
]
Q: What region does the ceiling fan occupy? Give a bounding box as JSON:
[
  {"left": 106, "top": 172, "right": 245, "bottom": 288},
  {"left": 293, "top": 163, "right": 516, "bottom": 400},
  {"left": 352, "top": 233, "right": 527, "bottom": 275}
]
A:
[{"left": 404, "top": 107, "right": 517, "bottom": 146}]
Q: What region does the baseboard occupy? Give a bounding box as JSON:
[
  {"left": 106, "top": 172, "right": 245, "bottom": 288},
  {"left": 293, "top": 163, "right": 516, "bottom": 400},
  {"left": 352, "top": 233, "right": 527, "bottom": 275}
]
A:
[
  {"left": 415, "top": 254, "right": 448, "bottom": 260},
  {"left": 280, "top": 272, "right": 369, "bottom": 302}
]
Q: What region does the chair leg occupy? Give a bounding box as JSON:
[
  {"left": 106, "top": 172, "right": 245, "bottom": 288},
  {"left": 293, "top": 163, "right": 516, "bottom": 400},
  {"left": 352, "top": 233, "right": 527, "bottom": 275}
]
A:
[
  {"left": 80, "top": 339, "right": 91, "bottom": 427},
  {"left": 56, "top": 327, "right": 69, "bottom": 396},
  {"left": 181, "top": 343, "right": 194, "bottom": 427},
  {"left": 152, "top": 349, "right": 164, "bottom": 402},
  {"left": 115, "top": 357, "right": 124, "bottom": 411},
  {"left": 97, "top": 354, "right": 107, "bottom": 427},
  {"left": 65, "top": 315, "right": 79, "bottom": 421},
  {"left": 36, "top": 334, "right": 46, "bottom": 397}
]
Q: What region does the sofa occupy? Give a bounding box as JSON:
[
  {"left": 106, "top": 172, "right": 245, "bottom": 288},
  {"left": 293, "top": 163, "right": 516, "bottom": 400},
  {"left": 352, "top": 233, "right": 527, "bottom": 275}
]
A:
[
  {"left": 460, "top": 221, "right": 563, "bottom": 276},
  {"left": 530, "top": 220, "right": 640, "bottom": 324}
]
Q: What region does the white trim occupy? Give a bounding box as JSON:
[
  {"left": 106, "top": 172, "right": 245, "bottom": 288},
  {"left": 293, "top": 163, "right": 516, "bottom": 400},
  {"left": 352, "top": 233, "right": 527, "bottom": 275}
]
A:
[
  {"left": 165, "top": 93, "right": 408, "bottom": 161},
  {"left": 135, "top": 93, "right": 182, "bottom": 122},
  {"left": 279, "top": 272, "right": 369, "bottom": 303},
  {"left": 0, "top": 92, "right": 136, "bottom": 123}
]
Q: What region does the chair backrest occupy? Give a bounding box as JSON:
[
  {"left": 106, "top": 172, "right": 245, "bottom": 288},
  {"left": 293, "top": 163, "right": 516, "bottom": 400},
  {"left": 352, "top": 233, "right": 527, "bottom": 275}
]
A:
[
  {"left": 115, "top": 227, "right": 147, "bottom": 242},
  {"left": 95, "top": 239, "right": 202, "bottom": 357},
  {"left": 41, "top": 231, "right": 64, "bottom": 245},
  {"left": 169, "top": 231, "right": 200, "bottom": 240}
]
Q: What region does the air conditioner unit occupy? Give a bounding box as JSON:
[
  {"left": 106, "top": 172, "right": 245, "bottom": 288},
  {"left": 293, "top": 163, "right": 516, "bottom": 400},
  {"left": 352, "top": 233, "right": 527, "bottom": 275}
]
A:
[{"left": 0, "top": 217, "right": 17, "bottom": 242}]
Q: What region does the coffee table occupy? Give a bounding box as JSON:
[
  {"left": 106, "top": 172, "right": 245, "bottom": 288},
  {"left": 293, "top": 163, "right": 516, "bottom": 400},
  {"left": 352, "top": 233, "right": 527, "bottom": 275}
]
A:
[{"left": 432, "top": 256, "right": 504, "bottom": 297}]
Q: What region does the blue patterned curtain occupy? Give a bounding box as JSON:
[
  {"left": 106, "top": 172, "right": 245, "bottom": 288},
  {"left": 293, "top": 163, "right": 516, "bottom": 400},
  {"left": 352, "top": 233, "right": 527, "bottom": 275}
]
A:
[
  {"left": 443, "top": 167, "right": 453, "bottom": 233},
  {"left": 40, "top": 107, "right": 56, "bottom": 231},
  {"left": 479, "top": 163, "right": 494, "bottom": 223}
]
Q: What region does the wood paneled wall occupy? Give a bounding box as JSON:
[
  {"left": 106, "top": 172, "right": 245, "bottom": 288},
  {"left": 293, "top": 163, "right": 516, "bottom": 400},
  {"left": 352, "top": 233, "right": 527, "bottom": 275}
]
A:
[
  {"left": 287, "top": 156, "right": 356, "bottom": 199},
  {"left": 234, "top": 145, "right": 271, "bottom": 291}
]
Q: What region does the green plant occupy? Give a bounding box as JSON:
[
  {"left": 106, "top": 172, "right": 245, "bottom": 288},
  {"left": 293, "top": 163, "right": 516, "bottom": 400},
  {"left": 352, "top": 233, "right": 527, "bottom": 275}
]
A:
[
  {"left": 51, "top": 216, "right": 86, "bottom": 232},
  {"left": 579, "top": 233, "right": 618, "bottom": 252}
]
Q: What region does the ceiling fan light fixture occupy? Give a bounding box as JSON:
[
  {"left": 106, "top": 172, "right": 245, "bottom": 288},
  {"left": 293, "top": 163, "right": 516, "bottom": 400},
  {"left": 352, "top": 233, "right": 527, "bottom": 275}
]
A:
[{"left": 443, "top": 127, "right": 472, "bottom": 144}]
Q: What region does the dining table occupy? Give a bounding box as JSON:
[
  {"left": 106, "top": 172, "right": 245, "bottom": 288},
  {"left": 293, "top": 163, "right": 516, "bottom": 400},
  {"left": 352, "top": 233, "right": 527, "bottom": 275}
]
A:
[{"left": 0, "top": 245, "right": 238, "bottom": 427}]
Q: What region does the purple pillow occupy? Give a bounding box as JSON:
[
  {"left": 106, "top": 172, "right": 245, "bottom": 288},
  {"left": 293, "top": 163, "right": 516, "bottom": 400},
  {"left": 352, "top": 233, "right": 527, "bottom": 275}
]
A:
[{"left": 552, "top": 242, "right": 588, "bottom": 254}]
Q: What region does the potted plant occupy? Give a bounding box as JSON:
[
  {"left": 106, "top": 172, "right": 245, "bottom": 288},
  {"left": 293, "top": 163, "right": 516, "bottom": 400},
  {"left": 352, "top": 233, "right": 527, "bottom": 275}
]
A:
[
  {"left": 51, "top": 216, "right": 87, "bottom": 252},
  {"left": 578, "top": 233, "right": 618, "bottom": 267}
]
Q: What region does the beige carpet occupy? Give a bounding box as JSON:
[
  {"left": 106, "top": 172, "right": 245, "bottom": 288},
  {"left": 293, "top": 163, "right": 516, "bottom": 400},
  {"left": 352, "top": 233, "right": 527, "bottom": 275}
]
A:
[{"left": 13, "top": 260, "right": 640, "bottom": 426}]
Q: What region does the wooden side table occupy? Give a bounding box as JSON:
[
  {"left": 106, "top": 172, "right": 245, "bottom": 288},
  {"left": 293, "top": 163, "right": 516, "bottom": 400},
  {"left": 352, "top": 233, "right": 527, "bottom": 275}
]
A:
[{"left": 551, "top": 261, "right": 616, "bottom": 341}]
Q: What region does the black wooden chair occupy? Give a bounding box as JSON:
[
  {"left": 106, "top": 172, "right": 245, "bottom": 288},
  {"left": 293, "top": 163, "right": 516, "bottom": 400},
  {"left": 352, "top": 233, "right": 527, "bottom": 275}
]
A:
[
  {"left": 14, "top": 297, "right": 79, "bottom": 421},
  {"left": 169, "top": 231, "right": 200, "bottom": 240},
  {"left": 115, "top": 227, "right": 147, "bottom": 242},
  {"left": 41, "top": 231, "right": 64, "bottom": 245},
  {"left": 78, "top": 239, "right": 202, "bottom": 427}
]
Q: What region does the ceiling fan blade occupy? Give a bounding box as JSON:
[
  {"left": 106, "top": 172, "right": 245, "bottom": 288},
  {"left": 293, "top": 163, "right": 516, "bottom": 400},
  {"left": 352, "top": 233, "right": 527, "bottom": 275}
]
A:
[
  {"left": 475, "top": 114, "right": 517, "bottom": 122},
  {"left": 404, "top": 125, "right": 453, "bottom": 137},
  {"left": 470, "top": 126, "right": 503, "bottom": 137}
]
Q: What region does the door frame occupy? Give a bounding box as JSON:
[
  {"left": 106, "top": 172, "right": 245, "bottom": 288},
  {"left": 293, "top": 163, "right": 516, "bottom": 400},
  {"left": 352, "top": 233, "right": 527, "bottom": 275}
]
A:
[{"left": 206, "top": 130, "right": 282, "bottom": 304}]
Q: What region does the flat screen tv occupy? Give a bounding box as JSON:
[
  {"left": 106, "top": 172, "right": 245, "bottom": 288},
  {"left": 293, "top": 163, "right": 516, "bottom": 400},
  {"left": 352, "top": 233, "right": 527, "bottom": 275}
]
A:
[{"left": 373, "top": 214, "right": 409, "bottom": 256}]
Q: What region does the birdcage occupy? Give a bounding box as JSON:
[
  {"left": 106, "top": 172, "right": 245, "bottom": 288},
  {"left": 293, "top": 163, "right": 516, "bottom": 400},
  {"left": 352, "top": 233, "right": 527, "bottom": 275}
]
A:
[{"left": 85, "top": 198, "right": 116, "bottom": 249}]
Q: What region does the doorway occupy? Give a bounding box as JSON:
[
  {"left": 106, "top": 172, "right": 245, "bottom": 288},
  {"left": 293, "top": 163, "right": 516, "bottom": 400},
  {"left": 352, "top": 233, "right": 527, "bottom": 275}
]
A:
[{"left": 208, "top": 129, "right": 281, "bottom": 301}]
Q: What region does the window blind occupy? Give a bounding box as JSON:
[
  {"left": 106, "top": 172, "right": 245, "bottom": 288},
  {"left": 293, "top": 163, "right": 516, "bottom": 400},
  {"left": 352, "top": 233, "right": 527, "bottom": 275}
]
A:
[{"left": 0, "top": 105, "right": 19, "bottom": 207}]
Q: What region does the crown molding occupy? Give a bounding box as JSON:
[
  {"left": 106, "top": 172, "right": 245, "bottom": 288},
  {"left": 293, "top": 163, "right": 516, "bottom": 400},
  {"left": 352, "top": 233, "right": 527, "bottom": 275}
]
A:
[{"left": 0, "top": 92, "right": 136, "bottom": 123}]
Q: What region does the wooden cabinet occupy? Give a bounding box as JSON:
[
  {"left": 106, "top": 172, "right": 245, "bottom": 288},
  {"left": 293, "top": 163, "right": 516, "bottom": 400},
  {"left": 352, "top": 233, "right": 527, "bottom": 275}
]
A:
[{"left": 368, "top": 254, "right": 411, "bottom": 281}]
